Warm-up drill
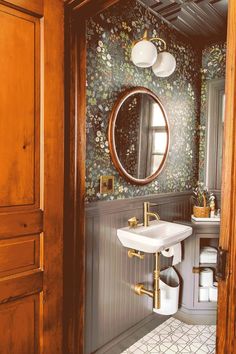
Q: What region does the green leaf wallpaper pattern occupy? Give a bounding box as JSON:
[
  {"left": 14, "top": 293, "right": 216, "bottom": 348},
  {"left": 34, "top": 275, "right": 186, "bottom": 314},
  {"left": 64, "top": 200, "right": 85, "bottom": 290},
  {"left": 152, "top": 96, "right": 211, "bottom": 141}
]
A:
[
  {"left": 199, "top": 42, "right": 226, "bottom": 182},
  {"left": 85, "top": 0, "right": 224, "bottom": 202}
]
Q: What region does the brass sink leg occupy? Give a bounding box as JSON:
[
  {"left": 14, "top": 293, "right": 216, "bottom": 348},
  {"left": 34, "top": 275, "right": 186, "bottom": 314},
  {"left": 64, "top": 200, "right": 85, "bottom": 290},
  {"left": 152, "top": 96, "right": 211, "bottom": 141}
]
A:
[
  {"left": 154, "top": 252, "right": 161, "bottom": 309},
  {"left": 133, "top": 252, "right": 161, "bottom": 310}
]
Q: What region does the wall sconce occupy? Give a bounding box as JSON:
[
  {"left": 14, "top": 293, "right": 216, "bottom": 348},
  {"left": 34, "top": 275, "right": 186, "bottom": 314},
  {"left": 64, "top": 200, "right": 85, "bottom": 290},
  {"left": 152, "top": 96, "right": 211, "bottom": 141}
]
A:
[{"left": 131, "top": 30, "right": 176, "bottom": 77}]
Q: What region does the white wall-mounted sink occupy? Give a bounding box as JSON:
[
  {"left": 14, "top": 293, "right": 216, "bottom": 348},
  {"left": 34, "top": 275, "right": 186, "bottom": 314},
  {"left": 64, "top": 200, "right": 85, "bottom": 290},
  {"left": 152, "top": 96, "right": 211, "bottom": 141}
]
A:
[{"left": 117, "top": 220, "right": 192, "bottom": 253}]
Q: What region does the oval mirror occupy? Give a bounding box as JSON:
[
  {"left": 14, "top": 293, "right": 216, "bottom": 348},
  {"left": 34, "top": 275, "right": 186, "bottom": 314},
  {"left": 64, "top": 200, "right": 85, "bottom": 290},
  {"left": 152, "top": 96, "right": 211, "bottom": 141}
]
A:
[{"left": 108, "top": 87, "right": 170, "bottom": 185}]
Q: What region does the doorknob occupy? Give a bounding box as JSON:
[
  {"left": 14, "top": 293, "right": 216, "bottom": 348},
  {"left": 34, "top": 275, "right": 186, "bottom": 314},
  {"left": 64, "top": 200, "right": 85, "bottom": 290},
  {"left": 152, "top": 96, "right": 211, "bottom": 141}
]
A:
[{"left": 216, "top": 247, "right": 228, "bottom": 281}]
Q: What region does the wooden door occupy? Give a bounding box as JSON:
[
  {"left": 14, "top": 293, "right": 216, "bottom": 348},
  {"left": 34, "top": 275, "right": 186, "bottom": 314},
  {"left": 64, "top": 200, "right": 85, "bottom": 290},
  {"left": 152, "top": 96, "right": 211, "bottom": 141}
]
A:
[
  {"left": 216, "top": 0, "right": 236, "bottom": 353},
  {"left": 0, "top": 1, "right": 64, "bottom": 353}
]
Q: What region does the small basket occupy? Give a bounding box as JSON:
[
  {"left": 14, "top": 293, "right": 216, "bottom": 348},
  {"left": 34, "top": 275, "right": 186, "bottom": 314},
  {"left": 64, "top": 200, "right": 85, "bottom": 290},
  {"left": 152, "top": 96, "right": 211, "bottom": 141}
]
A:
[{"left": 193, "top": 194, "right": 210, "bottom": 218}]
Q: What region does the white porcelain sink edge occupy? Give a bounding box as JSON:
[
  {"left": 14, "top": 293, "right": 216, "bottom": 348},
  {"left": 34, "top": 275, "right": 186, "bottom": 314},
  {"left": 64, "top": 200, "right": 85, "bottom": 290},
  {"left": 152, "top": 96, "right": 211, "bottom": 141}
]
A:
[{"left": 117, "top": 220, "right": 192, "bottom": 253}]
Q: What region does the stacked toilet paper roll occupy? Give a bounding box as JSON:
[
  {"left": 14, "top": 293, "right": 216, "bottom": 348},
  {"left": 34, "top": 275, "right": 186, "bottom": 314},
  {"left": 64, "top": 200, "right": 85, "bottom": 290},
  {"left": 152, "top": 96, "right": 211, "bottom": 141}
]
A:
[
  {"left": 198, "top": 267, "right": 218, "bottom": 302},
  {"left": 209, "top": 282, "right": 218, "bottom": 302},
  {"left": 199, "top": 268, "right": 213, "bottom": 287},
  {"left": 199, "top": 286, "right": 209, "bottom": 302}
]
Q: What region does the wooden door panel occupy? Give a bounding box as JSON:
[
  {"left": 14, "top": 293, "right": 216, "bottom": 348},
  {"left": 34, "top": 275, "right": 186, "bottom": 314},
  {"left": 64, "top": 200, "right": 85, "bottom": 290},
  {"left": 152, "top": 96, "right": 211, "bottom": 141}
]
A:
[
  {"left": 0, "top": 294, "right": 40, "bottom": 354},
  {"left": 0, "top": 0, "right": 63, "bottom": 352},
  {"left": 0, "top": 5, "right": 40, "bottom": 208},
  {"left": 0, "top": 3, "right": 44, "bottom": 353},
  {"left": 0, "top": 234, "right": 40, "bottom": 277},
  {"left": 0, "top": 210, "right": 43, "bottom": 238},
  {"left": 0, "top": 270, "right": 43, "bottom": 303}
]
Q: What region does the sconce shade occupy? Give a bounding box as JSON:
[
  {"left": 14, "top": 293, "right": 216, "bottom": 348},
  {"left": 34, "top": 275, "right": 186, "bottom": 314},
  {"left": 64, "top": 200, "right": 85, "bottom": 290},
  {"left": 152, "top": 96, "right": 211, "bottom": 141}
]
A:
[
  {"left": 131, "top": 40, "right": 157, "bottom": 68},
  {"left": 152, "top": 51, "right": 176, "bottom": 77}
]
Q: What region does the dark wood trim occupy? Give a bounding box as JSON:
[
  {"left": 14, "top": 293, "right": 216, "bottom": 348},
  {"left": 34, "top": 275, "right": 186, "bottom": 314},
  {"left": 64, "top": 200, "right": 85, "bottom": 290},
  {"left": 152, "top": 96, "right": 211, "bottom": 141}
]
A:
[
  {"left": 216, "top": 0, "right": 236, "bottom": 352},
  {"left": 65, "top": 0, "right": 119, "bottom": 15},
  {"left": 64, "top": 9, "right": 86, "bottom": 354},
  {"left": 108, "top": 86, "right": 170, "bottom": 186},
  {"left": 64, "top": 2, "right": 124, "bottom": 353},
  {"left": 74, "top": 16, "right": 87, "bottom": 354},
  {"left": 139, "top": 0, "right": 227, "bottom": 46},
  {"left": 43, "top": 0, "right": 64, "bottom": 353}
]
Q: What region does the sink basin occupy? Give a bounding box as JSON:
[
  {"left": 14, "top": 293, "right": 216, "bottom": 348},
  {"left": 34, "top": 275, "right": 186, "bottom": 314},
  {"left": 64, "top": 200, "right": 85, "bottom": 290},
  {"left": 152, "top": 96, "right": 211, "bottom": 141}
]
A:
[{"left": 117, "top": 220, "right": 192, "bottom": 253}]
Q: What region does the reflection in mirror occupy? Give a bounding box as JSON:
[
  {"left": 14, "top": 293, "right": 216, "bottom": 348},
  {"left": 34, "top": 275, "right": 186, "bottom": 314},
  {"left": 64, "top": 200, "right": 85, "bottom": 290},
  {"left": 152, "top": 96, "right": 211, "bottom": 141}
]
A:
[
  {"left": 205, "top": 79, "right": 225, "bottom": 190},
  {"left": 109, "top": 88, "right": 169, "bottom": 185}
]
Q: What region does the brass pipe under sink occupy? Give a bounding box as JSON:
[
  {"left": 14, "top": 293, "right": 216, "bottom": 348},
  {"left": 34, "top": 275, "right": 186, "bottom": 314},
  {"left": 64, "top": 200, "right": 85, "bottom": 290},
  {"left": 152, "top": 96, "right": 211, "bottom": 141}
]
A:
[{"left": 134, "top": 252, "right": 161, "bottom": 310}]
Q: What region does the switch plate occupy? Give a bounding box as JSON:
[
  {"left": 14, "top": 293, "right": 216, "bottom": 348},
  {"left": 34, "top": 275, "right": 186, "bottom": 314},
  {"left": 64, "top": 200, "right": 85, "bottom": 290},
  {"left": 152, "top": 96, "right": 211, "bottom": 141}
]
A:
[{"left": 100, "top": 176, "right": 114, "bottom": 194}]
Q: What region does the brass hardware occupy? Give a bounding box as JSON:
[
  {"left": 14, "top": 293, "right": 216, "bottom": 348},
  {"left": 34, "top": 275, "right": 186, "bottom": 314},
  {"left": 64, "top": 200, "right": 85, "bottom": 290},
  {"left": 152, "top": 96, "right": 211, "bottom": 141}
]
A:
[
  {"left": 153, "top": 252, "right": 161, "bottom": 309},
  {"left": 192, "top": 267, "right": 200, "bottom": 274},
  {"left": 132, "top": 30, "right": 167, "bottom": 51},
  {"left": 134, "top": 252, "right": 161, "bottom": 310},
  {"left": 128, "top": 249, "right": 144, "bottom": 260},
  {"left": 100, "top": 176, "right": 114, "bottom": 194},
  {"left": 216, "top": 247, "right": 228, "bottom": 281},
  {"left": 143, "top": 202, "right": 160, "bottom": 227},
  {"left": 134, "top": 283, "right": 153, "bottom": 297},
  {"left": 128, "top": 217, "right": 139, "bottom": 228}
]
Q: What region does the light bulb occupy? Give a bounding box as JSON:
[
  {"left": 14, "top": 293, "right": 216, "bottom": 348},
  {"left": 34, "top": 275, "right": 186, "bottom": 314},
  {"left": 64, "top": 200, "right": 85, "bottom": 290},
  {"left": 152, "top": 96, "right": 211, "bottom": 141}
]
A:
[
  {"left": 131, "top": 40, "right": 158, "bottom": 68},
  {"left": 152, "top": 51, "right": 176, "bottom": 77}
]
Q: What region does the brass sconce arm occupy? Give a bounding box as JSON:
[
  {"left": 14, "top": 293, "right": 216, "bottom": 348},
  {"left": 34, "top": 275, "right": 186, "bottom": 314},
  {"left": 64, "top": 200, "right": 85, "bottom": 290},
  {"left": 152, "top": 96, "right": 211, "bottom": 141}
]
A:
[
  {"left": 131, "top": 30, "right": 167, "bottom": 51},
  {"left": 150, "top": 36, "right": 167, "bottom": 51}
]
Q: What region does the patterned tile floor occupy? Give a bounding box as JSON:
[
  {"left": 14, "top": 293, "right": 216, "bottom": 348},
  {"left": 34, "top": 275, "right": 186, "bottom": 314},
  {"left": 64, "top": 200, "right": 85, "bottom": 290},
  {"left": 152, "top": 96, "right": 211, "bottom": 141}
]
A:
[{"left": 122, "top": 318, "right": 216, "bottom": 354}]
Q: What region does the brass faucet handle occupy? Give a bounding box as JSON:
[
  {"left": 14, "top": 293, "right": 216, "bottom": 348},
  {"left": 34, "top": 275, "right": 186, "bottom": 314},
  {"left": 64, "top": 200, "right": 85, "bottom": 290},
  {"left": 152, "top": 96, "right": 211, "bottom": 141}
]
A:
[{"left": 128, "top": 216, "right": 139, "bottom": 228}]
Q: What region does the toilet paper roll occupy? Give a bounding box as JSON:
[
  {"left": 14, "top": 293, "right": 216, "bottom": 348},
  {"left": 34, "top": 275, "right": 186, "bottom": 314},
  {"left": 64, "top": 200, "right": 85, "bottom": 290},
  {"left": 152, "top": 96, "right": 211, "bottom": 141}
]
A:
[
  {"left": 199, "top": 268, "right": 214, "bottom": 287},
  {"left": 161, "top": 248, "right": 174, "bottom": 258},
  {"left": 199, "top": 286, "right": 209, "bottom": 302},
  {"left": 161, "top": 243, "right": 182, "bottom": 265},
  {"left": 209, "top": 284, "right": 218, "bottom": 302}
]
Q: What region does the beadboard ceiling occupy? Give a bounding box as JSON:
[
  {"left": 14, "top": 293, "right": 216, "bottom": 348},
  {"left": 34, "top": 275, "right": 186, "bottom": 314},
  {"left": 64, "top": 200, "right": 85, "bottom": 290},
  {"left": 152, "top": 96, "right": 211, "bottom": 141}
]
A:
[{"left": 139, "top": 0, "right": 228, "bottom": 44}]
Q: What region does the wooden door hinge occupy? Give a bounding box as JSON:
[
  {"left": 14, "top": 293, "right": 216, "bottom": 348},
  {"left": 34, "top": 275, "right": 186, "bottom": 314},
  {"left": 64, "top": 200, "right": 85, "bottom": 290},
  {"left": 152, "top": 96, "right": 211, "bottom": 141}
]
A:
[{"left": 216, "top": 247, "right": 228, "bottom": 281}]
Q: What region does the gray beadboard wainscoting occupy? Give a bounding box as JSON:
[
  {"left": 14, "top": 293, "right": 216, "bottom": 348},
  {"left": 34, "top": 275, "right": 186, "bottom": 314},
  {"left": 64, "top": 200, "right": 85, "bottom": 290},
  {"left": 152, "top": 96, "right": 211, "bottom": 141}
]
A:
[{"left": 85, "top": 191, "right": 192, "bottom": 354}]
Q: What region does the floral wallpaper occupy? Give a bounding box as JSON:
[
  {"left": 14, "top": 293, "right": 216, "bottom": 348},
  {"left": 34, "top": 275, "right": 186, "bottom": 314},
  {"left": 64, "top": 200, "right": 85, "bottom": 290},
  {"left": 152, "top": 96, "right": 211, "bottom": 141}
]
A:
[
  {"left": 115, "top": 94, "right": 141, "bottom": 177},
  {"left": 86, "top": 0, "right": 201, "bottom": 202},
  {"left": 199, "top": 42, "right": 226, "bottom": 182}
]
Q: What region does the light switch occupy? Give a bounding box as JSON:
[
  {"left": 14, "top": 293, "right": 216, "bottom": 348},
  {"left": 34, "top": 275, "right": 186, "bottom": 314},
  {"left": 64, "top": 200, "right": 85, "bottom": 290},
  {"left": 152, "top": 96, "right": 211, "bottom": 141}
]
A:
[{"left": 100, "top": 176, "right": 114, "bottom": 194}]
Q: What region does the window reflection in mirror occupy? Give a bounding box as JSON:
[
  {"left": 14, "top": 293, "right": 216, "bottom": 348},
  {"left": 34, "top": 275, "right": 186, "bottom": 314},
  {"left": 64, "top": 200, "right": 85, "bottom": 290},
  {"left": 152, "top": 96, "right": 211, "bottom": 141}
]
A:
[
  {"left": 205, "top": 79, "right": 225, "bottom": 190},
  {"left": 114, "top": 91, "right": 169, "bottom": 182}
]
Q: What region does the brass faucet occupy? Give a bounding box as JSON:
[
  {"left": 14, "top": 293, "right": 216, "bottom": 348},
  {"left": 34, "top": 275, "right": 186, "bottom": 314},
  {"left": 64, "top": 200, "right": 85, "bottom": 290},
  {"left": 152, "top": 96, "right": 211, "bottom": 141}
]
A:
[{"left": 143, "top": 202, "right": 160, "bottom": 227}]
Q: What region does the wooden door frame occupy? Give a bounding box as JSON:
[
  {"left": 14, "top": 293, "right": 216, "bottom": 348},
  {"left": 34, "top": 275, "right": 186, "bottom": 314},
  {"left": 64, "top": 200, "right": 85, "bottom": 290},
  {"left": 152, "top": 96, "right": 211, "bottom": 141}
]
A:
[
  {"left": 216, "top": 0, "right": 236, "bottom": 352},
  {"left": 43, "top": 1, "right": 64, "bottom": 352},
  {"left": 64, "top": 0, "right": 236, "bottom": 353},
  {"left": 64, "top": 2, "right": 119, "bottom": 353}
]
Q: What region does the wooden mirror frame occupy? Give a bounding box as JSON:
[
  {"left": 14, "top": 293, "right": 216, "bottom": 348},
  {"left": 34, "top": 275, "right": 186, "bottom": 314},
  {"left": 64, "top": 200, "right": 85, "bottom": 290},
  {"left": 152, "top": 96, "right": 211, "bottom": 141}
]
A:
[{"left": 108, "top": 86, "right": 170, "bottom": 185}]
